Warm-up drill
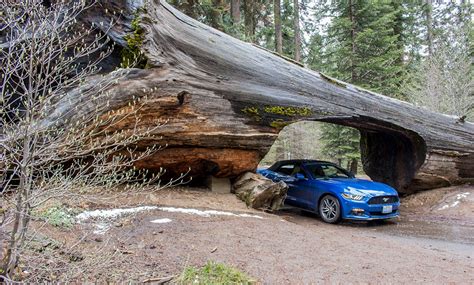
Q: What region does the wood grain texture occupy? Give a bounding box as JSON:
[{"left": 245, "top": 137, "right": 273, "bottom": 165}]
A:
[{"left": 63, "top": 0, "right": 474, "bottom": 193}]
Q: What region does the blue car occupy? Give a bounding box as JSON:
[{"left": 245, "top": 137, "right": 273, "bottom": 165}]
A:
[{"left": 258, "top": 160, "right": 400, "bottom": 223}]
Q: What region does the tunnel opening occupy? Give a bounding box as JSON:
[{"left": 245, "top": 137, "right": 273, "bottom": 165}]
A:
[
  {"left": 259, "top": 118, "right": 427, "bottom": 194},
  {"left": 260, "top": 121, "right": 368, "bottom": 177}
]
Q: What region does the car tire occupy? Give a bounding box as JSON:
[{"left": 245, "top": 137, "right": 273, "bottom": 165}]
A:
[{"left": 319, "top": 195, "right": 341, "bottom": 224}]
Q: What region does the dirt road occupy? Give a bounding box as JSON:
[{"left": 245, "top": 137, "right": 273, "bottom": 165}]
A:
[{"left": 16, "top": 186, "right": 474, "bottom": 283}]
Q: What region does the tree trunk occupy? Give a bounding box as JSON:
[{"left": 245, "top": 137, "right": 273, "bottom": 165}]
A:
[
  {"left": 425, "top": 0, "right": 433, "bottom": 57},
  {"left": 210, "top": 0, "right": 225, "bottom": 31},
  {"left": 293, "top": 0, "right": 301, "bottom": 61},
  {"left": 274, "top": 0, "right": 283, "bottom": 54},
  {"left": 350, "top": 158, "right": 358, "bottom": 174},
  {"left": 392, "top": 1, "right": 405, "bottom": 66},
  {"left": 348, "top": 0, "right": 357, "bottom": 82},
  {"left": 244, "top": 0, "right": 256, "bottom": 42},
  {"left": 231, "top": 0, "right": 241, "bottom": 24},
  {"left": 54, "top": 0, "right": 474, "bottom": 194}
]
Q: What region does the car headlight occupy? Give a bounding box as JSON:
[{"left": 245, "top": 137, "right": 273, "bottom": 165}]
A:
[{"left": 341, "top": 193, "right": 365, "bottom": 201}]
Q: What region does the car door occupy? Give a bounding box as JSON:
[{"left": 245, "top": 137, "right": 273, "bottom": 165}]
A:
[
  {"left": 273, "top": 163, "right": 313, "bottom": 208},
  {"left": 293, "top": 164, "right": 318, "bottom": 209},
  {"left": 303, "top": 163, "right": 332, "bottom": 210}
]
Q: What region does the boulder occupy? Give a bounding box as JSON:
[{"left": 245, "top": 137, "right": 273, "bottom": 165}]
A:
[{"left": 233, "top": 172, "right": 288, "bottom": 211}]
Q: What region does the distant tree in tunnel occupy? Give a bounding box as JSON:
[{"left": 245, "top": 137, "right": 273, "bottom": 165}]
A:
[{"left": 319, "top": 124, "right": 360, "bottom": 173}]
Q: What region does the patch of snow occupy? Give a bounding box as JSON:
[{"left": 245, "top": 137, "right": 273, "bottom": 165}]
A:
[
  {"left": 238, "top": 213, "right": 264, "bottom": 219},
  {"left": 76, "top": 205, "right": 263, "bottom": 232},
  {"left": 76, "top": 206, "right": 158, "bottom": 222},
  {"left": 93, "top": 222, "right": 111, "bottom": 235},
  {"left": 437, "top": 192, "right": 471, "bottom": 211},
  {"left": 438, "top": 205, "right": 449, "bottom": 211},
  {"left": 450, "top": 201, "right": 460, "bottom": 208},
  {"left": 150, "top": 218, "right": 172, "bottom": 224},
  {"left": 456, "top": 192, "right": 470, "bottom": 200},
  {"left": 157, "top": 207, "right": 263, "bottom": 219}
]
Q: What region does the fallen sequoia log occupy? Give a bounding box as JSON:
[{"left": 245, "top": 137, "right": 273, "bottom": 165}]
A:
[{"left": 45, "top": 0, "right": 473, "bottom": 194}]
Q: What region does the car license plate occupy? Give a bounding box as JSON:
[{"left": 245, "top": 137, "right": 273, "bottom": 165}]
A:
[{"left": 382, "top": 205, "right": 392, "bottom": 214}]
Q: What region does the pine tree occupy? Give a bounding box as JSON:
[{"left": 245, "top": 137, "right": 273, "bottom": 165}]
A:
[{"left": 309, "top": 1, "right": 407, "bottom": 171}]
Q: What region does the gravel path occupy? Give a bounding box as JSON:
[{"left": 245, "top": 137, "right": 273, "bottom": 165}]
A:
[{"left": 19, "top": 186, "right": 474, "bottom": 283}]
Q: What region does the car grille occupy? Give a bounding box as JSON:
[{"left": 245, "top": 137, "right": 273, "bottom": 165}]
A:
[
  {"left": 368, "top": 196, "right": 399, "bottom": 205},
  {"left": 369, "top": 210, "right": 398, "bottom": 216}
]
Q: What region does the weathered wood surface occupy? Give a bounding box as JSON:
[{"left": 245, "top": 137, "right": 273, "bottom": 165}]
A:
[
  {"left": 233, "top": 172, "right": 288, "bottom": 210},
  {"left": 56, "top": 0, "right": 473, "bottom": 193}
]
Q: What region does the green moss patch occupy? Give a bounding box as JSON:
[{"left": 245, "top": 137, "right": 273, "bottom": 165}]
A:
[
  {"left": 121, "top": 10, "right": 147, "bottom": 68},
  {"left": 263, "top": 105, "right": 312, "bottom": 117}
]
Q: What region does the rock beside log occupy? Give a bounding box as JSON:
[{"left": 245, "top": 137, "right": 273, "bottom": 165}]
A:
[{"left": 233, "top": 172, "right": 288, "bottom": 211}]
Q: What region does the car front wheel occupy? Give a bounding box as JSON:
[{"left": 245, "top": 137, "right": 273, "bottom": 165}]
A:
[{"left": 319, "top": 195, "right": 341, "bottom": 224}]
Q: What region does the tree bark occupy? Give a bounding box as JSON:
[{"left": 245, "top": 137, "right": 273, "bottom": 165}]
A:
[
  {"left": 392, "top": 1, "right": 405, "bottom": 66},
  {"left": 231, "top": 0, "right": 241, "bottom": 24},
  {"left": 293, "top": 0, "right": 301, "bottom": 61},
  {"left": 244, "top": 0, "right": 256, "bottom": 42},
  {"left": 274, "top": 0, "right": 283, "bottom": 54},
  {"left": 58, "top": 0, "right": 474, "bottom": 194},
  {"left": 350, "top": 158, "right": 358, "bottom": 174},
  {"left": 348, "top": 0, "right": 357, "bottom": 82},
  {"left": 425, "top": 0, "right": 433, "bottom": 57}
]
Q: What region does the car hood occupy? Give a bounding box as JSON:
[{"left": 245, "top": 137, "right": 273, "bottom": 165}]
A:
[{"left": 315, "top": 178, "right": 398, "bottom": 197}]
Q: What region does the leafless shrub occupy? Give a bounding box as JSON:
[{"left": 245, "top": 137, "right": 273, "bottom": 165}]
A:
[
  {"left": 404, "top": 29, "right": 473, "bottom": 121},
  {"left": 0, "top": 0, "right": 186, "bottom": 280}
]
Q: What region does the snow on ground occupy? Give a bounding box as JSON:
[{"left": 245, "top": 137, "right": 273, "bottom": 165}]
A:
[
  {"left": 150, "top": 218, "right": 172, "bottom": 224},
  {"left": 76, "top": 206, "right": 263, "bottom": 221},
  {"left": 76, "top": 206, "right": 159, "bottom": 221},
  {"left": 76, "top": 206, "right": 263, "bottom": 234},
  {"left": 157, "top": 207, "right": 264, "bottom": 219},
  {"left": 437, "top": 192, "right": 470, "bottom": 211}
]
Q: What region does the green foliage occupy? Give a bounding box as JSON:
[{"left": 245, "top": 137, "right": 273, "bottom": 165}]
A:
[
  {"left": 270, "top": 119, "right": 292, "bottom": 129},
  {"left": 241, "top": 106, "right": 261, "bottom": 122},
  {"left": 178, "top": 261, "right": 255, "bottom": 285},
  {"left": 320, "top": 124, "right": 360, "bottom": 167},
  {"left": 242, "top": 105, "right": 311, "bottom": 127},
  {"left": 311, "top": 1, "right": 406, "bottom": 99},
  {"left": 308, "top": 1, "right": 410, "bottom": 166},
  {"left": 35, "top": 206, "right": 76, "bottom": 229},
  {"left": 121, "top": 10, "right": 147, "bottom": 68},
  {"left": 241, "top": 106, "right": 259, "bottom": 116},
  {"left": 263, "top": 105, "right": 312, "bottom": 117}
]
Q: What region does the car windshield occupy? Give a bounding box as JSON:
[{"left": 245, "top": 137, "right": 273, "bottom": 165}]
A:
[{"left": 305, "top": 163, "right": 352, "bottom": 179}]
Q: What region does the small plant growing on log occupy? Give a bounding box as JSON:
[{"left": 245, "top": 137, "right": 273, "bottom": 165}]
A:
[
  {"left": 121, "top": 9, "right": 148, "bottom": 68},
  {"left": 270, "top": 119, "right": 293, "bottom": 129},
  {"left": 241, "top": 106, "right": 261, "bottom": 121},
  {"left": 263, "top": 105, "right": 312, "bottom": 117}
]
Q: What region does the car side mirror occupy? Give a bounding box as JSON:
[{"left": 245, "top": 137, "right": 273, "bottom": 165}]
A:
[{"left": 295, "top": 173, "right": 306, "bottom": 180}]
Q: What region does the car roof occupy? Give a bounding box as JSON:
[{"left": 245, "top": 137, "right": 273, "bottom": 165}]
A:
[{"left": 269, "top": 159, "right": 335, "bottom": 169}]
